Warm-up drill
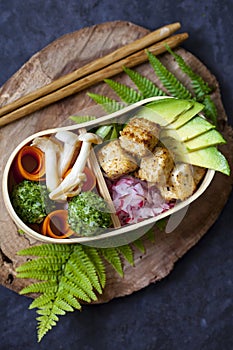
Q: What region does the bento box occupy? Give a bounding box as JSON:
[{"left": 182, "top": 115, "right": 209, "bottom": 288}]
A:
[{"left": 3, "top": 96, "right": 226, "bottom": 248}]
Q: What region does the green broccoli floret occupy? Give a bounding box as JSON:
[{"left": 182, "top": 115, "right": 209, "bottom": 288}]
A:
[
  {"left": 11, "top": 180, "right": 54, "bottom": 224},
  {"left": 68, "top": 191, "right": 112, "bottom": 236}
]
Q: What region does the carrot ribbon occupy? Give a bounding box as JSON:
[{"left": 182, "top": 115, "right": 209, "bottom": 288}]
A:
[
  {"left": 41, "top": 209, "right": 74, "bottom": 239},
  {"left": 14, "top": 145, "right": 45, "bottom": 181}
]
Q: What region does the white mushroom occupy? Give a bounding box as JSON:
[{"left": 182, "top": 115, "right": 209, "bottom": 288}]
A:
[
  {"left": 55, "top": 130, "right": 81, "bottom": 178},
  {"left": 49, "top": 132, "right": 102, "bottom": 201},
  {"left": 32, "top": 137, "right": 61, "bottom": 192}
]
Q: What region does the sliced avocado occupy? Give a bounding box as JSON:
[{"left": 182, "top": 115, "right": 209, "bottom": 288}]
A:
[
  {"left": 181, "top": 146, "right": 230, "bottom": 175},
  {"left": 185, "top": 129, "right": 226, "bottom": 151},
  {"left": 171, "top": 101, "right": 204, "bottom": 129},
  {"left": 174, "top": 116, "right": 216, "bottom": 141},
  {"left": 137, "top": 98, "right": 194, "bottom": 126},
  {"left": 160, "top": 115, "right": 215, "bottom": 143}
]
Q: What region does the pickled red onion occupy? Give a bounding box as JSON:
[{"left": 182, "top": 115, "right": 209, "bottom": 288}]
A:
[{"left": 110, "top": 176, "right": 172, "bottom": 225}]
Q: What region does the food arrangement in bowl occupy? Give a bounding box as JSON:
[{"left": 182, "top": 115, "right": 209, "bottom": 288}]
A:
[{"left": 2, "top": 97, "right": 229, "bottom": 246}]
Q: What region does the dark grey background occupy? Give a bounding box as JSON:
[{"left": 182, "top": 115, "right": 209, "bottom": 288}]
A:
[{"left": 0, "top": 1, "right": 233, "bottom": 349}]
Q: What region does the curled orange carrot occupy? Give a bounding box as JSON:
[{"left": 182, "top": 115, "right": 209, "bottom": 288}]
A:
[
  {"left": 14, "top": 145, "right": 45, "bottom": 181},
  {"left": 63, "top": 166, "right": 96, "bottom": 192},
  {"left": 41, "top": 209, "right": 74, "bottom": 239}
]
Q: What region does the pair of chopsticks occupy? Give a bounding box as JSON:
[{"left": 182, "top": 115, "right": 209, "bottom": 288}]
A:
[{"left": 0, "top": 22, "right": 188, "bottom": 127}]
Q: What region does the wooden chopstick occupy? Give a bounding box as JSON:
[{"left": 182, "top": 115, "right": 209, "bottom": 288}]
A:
[
  {"left": 0, "top": 30, "right": 188, "bottom": 127},
  {"left": 0, "top": 22, "right": 180, "bottom": 118},
  {"left": 88, "top": 149, "right": 121, "bottom": 229}
]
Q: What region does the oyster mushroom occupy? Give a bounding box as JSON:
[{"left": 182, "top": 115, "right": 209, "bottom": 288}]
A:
[
  {"left": 32, "top": 137, "right": 61, "bottom": 192},
  {"left": 49, "top": 132, "right": 102, "bottom": 201},
  {"left": 55, "top": 130, "right": 81, "bottom": 177}
]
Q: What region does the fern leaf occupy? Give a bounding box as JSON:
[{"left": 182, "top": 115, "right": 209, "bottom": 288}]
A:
[
  {"left": 60, "top": 294, "right": 82, "bottom": 310},
  {"left": 83, "top": 246, "right": 106, "bottom": 288},
  {"left": 165, "top": 45, "right": 213, "bottom": 99},
  {"left": 156, "top": 218, "right": 168, "bottom": 231},
  {"left": 104, "top": 78, "right": 143, "bottom": 104},
  {"left": 36, "top": 303, "right": 64, "bottom": 342},
  {"left": 117, "top": 245, "right": 134, "bottom": 266},
  {"left": 100, "top": 247, "right": 123, "bottom": 277},
  {"left": 123, "top": 66, "right": 166, "bottom": 98},
  {"left": 19, "top": 281, "right": 58, "bottom": 295},
  {"left": 202, "top": 95, "right": 218, "bottom": 125},
  {"left": 17, "top": 243, "right": 72, "bottom": 257},
  {"left": 133, "top": 238, "right": 146, "bottom": 254},
  {"left": 29, "top": 294, "right": 54, "bottom": 310},
  {"left": 17, "top": 242, "right": 108, "bottom": 341},
  {"left": 147, "top": 50, "right": 192, "bottom": 99},
  {"left": 66, "top": 259, "right": 98, "bottom": 301},
  {"left": 54, "top": 298, "right": 74, "bottom": 312},
  {"left": 72, "top": 245, "right": 103, "bottom": 294},
  {"left": 17, "top": 270, "right": 58, "bottom": 281},
  {"left": 145, "top": 228, "right": 156, "bottom": 243},
  {"left": 16, "top": 256, "right": 68, "bottom": 273},
  {"left": 36, "top": 308, "right": 59, "bottom": 317},
  {"left": 58, "top": 277, "right": 91, "bottom": 303},
  {"left": 87, "top": 92, "right": 123, "bottom": 113},
  {"left": 69, "top": 115, "right": 97, "bottom": 124}
]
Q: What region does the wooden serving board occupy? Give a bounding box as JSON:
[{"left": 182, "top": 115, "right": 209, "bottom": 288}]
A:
[{"left": 0, "top": 21, "right": 233, "bottom": 301}]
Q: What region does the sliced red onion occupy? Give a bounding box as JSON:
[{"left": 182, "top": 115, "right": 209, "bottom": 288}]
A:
[{"left": 110, "top": 176, "right": 173, "bottom": 225}]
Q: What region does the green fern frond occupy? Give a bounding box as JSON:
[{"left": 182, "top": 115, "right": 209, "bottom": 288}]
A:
[
  {"left": 36, "top": 308, "right": 59, "bottom": 317},
  {"left": 16, "top": 256, "right": 68, "bottom": 273},
  {"left": 100, "top": 247, "right": 124, "bottom": 277},
  {"left": 29, "top": 294, "right": 54, "bottom": 309},
  {"left": 69, "top": 115, "right": 97, "bottom": 124},
  {"left": 17, "top": 270, "right": 58, "bottom": 281},
  {"left": 72, "top": 245, "right": 103, "bottom": 294},
  {"left": 17, "top": 243, "right": 72, "bottom": 257},
  {"left": 58, "top": 277, "right": 91, "bottom": 303},
  {"left": 19, "top": 281, "right": 58, "bottom": 295},
  {"left": 117, "top": 245, "right": 134, "bottom": 266},
  {"left": 36, "top": 297, "right": 81, "bottom": 342},
  {"left": 156, "top": 218, "right": 168, "bottom": 231},
  {"left": 145, "top": 228, "right": 156, "bottom": 243},
  {"left": 65, "top": 259, "right": 98, "bottom": 301},
  {"left": 59, "top": 293, "right": 82, "bottom": 310},
  {"left": 83, "top": 246, "right": 106, "bottom": 288},
  {"left": 18, "top": 244, "right": 72, "bottom": 257},
  {"left": 165, "top": 45, "right": 213, "bottom": 99},
  {"left": 17, "top": 243, "right": 107, "bottom": 341},
  {"left": 147, "top": 50, "right": 192, "bottom": 99},
  {"left": 87, "top": 92, "right": 123, "bottom": 113},
  {"left": 54, "top": 298, "right": 75, "bottom": 312},
  {"left": 133, "top": 238, "right": 146, "bottom": 254},
  {"left": 123, "top": 66, "right": 166, "bottom": 98},
  {"left": 202, "top": 95, "right": 218, "bottom": 125},
  {"left": 104, "top": 78, "right": 143, "bottom": 104}
]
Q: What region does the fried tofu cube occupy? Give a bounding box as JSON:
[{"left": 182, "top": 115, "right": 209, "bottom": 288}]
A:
[
  {"left": 97, "top": 139, "right": 138, "bottom": 180},
  {"left": 137, "top": 146, "right": 174, "bottom": 185},
  {"left": 159, "top": 163, "right": 196, "bottom": 201},
  {"left": 192, "top": 166, "right": 206, "bottom": 186},
  {"left": 119, "top": 117, "right": 161, "bottom": 157}
]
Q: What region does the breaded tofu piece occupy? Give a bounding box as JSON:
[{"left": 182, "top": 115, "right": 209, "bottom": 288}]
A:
[
  {"left": 192, "top": 166, "right": 206, "bottom": 186},
  {"left": 159, "top": 163, "right": 196, "bottom": 201},
  {"left": 137, "top": 146, "right": 174, "bottom": 185},
  {"left": 119, "top": 117, "right": 161, "bottom": 157},
  {"left": 97, "top": 139, "right": 138, "bottom": 180}
]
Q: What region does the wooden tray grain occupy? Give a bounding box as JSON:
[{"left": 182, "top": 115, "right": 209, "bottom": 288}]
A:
[{"left": 0, "top": 21, "right": 233, "bottom": 301}]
